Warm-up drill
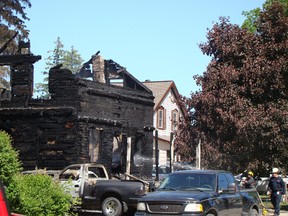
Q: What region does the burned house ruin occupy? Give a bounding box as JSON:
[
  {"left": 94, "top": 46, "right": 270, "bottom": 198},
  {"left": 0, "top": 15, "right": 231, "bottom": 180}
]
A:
[{"left": 0, "top": 46, "right": 154, "bottom": 177}]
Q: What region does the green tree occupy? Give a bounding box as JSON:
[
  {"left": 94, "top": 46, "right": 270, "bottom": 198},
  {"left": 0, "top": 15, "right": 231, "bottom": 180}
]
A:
[
  {"left": 63, "top": 46, "right": 84, "bottom": 74},
  {"left": 45, "top": 36, "right": 65, "bottom": 68},
  {"left": 0, "top": 0, "right": 32, "bottom": 88},
  {"left": 34, "top": 37, "right": 65, "bottom": 98},
  {"left": 34, "top": 37, "right": 83, "bottom": 98},
  {"left": 242, "top": 0, "right": 288, "bottom": 32},
  {"left": 0, "top": 130, "right": 22, "bottom": 186},
  {"left": 179, "top": 2, "right": 288, "bottom": 175},
  {"left": 0, "top": 0, "right": 31, "bottom": 38},
  {"left": 242, "top": 8, "right": 261, "bottom": 33}
]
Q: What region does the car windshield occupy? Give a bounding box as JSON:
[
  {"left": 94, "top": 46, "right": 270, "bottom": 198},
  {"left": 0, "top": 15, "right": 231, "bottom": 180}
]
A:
[{"left": 158, "top": 172, "right": 216, "bottom": 191}]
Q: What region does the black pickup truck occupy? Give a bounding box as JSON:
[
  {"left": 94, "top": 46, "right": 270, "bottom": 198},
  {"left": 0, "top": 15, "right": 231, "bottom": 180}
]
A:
[
  {"left": 57, "top": 163, "right": 147, "bottom": 216},
  {"left": 135, "top": 169, "right": 262, "bottom": 216}
]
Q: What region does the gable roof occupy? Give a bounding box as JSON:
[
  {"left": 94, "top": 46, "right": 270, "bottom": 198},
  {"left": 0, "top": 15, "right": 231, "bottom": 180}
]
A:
[{"left": 142, "top": 80, "right": 187, "bottom": 117}]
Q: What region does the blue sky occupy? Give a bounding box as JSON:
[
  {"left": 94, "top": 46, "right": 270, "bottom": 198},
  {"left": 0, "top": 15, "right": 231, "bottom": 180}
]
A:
[{"left": 26, "top": 0, "right": 265, "bottom": 97}]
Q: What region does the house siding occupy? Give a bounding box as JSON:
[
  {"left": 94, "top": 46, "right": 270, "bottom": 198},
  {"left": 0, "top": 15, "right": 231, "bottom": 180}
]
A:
[{"left": 150, "top": 86, "right": 184, "bottom": 166}]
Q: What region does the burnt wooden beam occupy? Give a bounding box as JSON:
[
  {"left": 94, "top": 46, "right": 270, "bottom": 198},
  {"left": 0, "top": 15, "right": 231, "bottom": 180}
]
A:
[
  {"left": 86, "top": 88, "right": 154, "bottom": 106},
  {"left": 77, "top": 116, "right": 122, "bottom": 127},
  {"left": 0, "top": 106, "right": 75, "bottom": 117},
  {"left": 0, "top": 31, "right": 18, "bottom": 54},
  {"left": 0, "top": 54, "right": 41, "bottom": 66}
]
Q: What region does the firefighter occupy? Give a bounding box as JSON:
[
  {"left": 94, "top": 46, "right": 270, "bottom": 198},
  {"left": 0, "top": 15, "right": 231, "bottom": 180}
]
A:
[
  {"left": 244, "top": 170, "right": 255, "bottom": 188},
  {"left": 267, "top": 168, "right": 286, "bottom": 216}
]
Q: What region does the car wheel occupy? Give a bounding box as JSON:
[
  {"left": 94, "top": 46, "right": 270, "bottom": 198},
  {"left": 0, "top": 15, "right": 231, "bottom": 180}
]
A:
[
  {"left": 101, "top": 197, "right": 123, "bottom": 216},
  {"left": 248, "top": 208, "right": 258, "bottom": 216}
]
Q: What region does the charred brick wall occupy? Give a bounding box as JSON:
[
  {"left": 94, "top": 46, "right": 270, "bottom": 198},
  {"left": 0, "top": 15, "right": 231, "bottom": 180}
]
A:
[
  {"left": 48, "top": 68, "right": 154, "bottom": 176},
  {"left": 0, "top": 66, "right": 154, "bottom": 177},
  {"left": 0, "top": 107, "right": 77, "bottom": 170}
]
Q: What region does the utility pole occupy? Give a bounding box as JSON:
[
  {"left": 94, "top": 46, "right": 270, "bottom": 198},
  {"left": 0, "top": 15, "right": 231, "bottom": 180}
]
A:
[
  {"left": 155, "top": 130, "right": 159, "bottom": 181},
  {"left": 169, "top": 132, "right": 174, "bottom": 173},
  {"left": 196, "top": 139, "right": 201, "bottom": 170}
]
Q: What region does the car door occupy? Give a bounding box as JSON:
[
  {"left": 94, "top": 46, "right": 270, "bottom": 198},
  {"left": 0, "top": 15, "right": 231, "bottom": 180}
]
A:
[
  {"left": 58, "top": 165, "right": 82, "bottom": 198},
  {"left": 225, "top": 173, "right": 242, "bottom": 215},
  {"left": 217, "top": 173, "right": 242, "bottom": 215}
]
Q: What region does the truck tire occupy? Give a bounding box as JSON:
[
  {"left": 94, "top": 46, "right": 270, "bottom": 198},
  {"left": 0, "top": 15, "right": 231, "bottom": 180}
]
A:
[
  {"left": 248, "top": 208, "right": 258, "bottom": 216},
  {"left": 101, "top": 197, "right": 123, "bottom": 216}
]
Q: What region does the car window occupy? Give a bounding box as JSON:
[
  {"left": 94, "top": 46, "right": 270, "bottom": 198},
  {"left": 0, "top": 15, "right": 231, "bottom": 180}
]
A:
[
  {"left": 226, "top": 173, "right": 236, "bottom": 184},
  {"left": 88, "top": 166, "right": 106, "bottom": 178},
  {"left": 218, "top": 173, "right": 228, "bottom": 190},
  {"left": 59, "top": 166, "right": 81, "bottom": 181}
]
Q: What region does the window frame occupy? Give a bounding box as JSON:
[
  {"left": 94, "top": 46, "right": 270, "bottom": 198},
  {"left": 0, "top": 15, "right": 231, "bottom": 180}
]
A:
[
  {"left": 157, "top": 106, "right": 166, "bottom": 129},
  {"left": 171, "top": 109, "right": 179, "bottom": 131}
]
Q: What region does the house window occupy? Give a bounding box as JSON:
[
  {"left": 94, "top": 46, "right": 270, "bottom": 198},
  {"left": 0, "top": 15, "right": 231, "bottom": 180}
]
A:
[
  {"left": 157, "top": 107, "right": 166, "bottom": 129},
  {"left": 171, "top": 109, "right": 179, "bottom": 131}
]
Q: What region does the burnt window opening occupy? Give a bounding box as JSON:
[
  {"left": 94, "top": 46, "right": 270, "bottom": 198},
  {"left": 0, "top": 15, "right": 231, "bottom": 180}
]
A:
[
  {"left": 133, "top": 135, "right": 145, "bottom": 167},
  {"left": 89, "top": 128, "right": 103, "bottom": 162},
  {"left": 0, "top": 65, "right": 11, "bottom": 90},
  {"left": 134, "top": 137, "right": 142, "bottom": 155},
  {"left": 47, "top": 138, "right": 56, "bottom": 145},
  {"left": 112, "top": 133, "right": 127, "bottom": 174},
  {"left": 65, "top": 121, "right": 74, "bottom": 129}
]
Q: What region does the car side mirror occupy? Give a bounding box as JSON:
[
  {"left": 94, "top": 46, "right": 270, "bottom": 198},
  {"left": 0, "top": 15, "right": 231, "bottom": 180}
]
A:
[
  {"left": 218, "top": 183, "right": 236, "bottom": 194},
  {"left": 228, "top": 183, "right": 236, "bottom": 194}
]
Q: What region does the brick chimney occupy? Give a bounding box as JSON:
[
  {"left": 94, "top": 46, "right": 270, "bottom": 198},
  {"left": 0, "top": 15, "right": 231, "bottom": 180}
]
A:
[{"left": 92, "top": 55, "right": 106, "bottom": 83}]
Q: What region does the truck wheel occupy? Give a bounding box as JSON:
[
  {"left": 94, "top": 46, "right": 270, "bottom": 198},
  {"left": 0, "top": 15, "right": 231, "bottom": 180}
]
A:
[
  {"left": 101, "top": 197, "right": 123, "bottom": 216},
  {"left": 248, "top": 208, "right": 258, "bottom": 216}
]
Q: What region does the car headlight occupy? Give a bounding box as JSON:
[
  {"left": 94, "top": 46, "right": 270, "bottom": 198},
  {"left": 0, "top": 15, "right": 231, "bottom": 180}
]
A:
[
  {"left": 184, "top": 203, "right": 203, "bottom": 212},
  {"left": 137, "top": 202, "right": 146, "bottom": 211},
  {"left": 135, "top": 186, "right": 146, "bottom": 195}
]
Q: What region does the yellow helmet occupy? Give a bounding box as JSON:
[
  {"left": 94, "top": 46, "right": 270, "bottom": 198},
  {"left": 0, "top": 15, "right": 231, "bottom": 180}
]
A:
[{"left": 248, "top": 171, "right": 254, "bottom": 177}]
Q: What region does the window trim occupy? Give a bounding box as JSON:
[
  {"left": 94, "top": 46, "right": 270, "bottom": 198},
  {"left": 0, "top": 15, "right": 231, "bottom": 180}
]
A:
[
  {"left": 157, "top": 106, "right": 166, "bottom": 130},
  {"left": 171, "top": 109, "right": 179, "bottom": 131}
]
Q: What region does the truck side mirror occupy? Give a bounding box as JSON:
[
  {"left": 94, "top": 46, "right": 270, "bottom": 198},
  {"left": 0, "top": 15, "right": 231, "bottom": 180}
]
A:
[
  {"left": 228, "top": 183, "right": 236, "bottom": 194},
  {"left": 218, "top": 183, "right": 236, "bottom": 194}
]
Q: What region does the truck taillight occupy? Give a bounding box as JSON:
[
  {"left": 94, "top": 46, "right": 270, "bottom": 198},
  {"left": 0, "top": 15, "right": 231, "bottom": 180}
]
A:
[
  {"left": 135, "top": 186, "right": 146, "bottom": 196},
  {"left": 0, "top": 189, "right": 10, "bottom": 216}
]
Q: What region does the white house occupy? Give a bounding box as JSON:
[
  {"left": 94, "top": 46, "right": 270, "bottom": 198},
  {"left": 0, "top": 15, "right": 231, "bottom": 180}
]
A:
[{"left": 143, "top": 80, "right": 186, "bottom": 167}]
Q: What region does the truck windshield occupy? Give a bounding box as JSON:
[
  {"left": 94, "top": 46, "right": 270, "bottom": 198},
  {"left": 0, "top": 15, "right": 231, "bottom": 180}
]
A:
[{"left": 158, "top": 173, "right": 216, "bottom": 191}]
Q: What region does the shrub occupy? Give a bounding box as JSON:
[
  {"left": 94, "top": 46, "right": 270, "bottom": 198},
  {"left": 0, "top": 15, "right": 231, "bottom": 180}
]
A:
[
  {"left": 0, "top": 130, "right": 22, "bottom": 186},
  {"left": 6, "top": 173, "right": 78, "bottom": 216}
]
